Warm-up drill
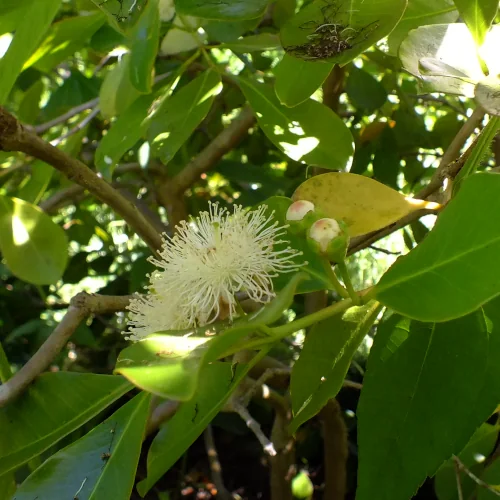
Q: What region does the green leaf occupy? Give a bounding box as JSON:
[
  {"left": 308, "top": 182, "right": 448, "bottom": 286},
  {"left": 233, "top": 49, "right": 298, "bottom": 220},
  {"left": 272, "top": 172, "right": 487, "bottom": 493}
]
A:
[
  {"left": 16, "top": 160, "right": 53, "bottom": 205},
  {"left": 23, "top": 11, "right": 106, "bottom": 73},
  {"left": 129, "top": 0, "right": 160, "bottom": 93},
  {"left": 148, "top": 70, "right": 222, "bottom": 163},
  {"left": 475, "top": 77, "right": 500, "bottom": 116},
  {"left": 0, "top": 195, "right": 68, "bottom": 285},
  {"left": 90, "top": 0, "right": 148, "bottom": 34},
  {"left": 345, "top": 65, "right": 387, "bottom": 112},
  {"left": 0, "top": 0, "right": 61, "bottom": 105},
  {"left": 0, "top": 373, "right": 131, "bottom": 476},
  {"left": 13, "top": 392, "right": 150, "bottom": 500},
  {"left": 221, "top": 33, "right": 281, "bottom": 52},
  {"left": 357, "top": 309, "right": 498, "bottom": 500},
  {"left": 137, "top": 357, "right": 266, "bottom": 496},
  {"left": 274, "top": 55, "right": 333, "bottom": 107},
  {"left": 175, "top": 0, "right": 270, "bottom": 20},
  {"left": 238, "top": 77, "right": 353, "bottom": 169},
  {"left": 17, "top": 80, "right": 45, "bottom": 124},
  {"left": 290, "top": 301, "right": 381, "bottom": 434},
  {"left": 280, "top": 0, "right": 407, "bottom": 65},
  {"left": 387, "top": 0, "right": 458, "bottom": 55},
  {"left": 0, "top": 0, "right": 32, "bottom": 16},
  {"left": 375, "top": 172, "right": 500, "bottom": 322},
  {"left": 452, "top": 0, "right": 498, "bottom": 46}
]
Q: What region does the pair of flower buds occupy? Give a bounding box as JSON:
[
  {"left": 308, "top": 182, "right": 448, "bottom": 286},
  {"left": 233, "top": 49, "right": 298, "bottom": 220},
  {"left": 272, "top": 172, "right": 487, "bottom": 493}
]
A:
[{"left": 286, "top": 200, "right": 349, "bottom": 263}]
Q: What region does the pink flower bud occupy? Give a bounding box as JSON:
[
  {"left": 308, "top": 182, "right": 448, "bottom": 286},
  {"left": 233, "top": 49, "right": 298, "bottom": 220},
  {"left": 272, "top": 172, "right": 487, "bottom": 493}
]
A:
[
  {"left": 308, "top": 218, "right": 341, "bottom": 252},
  {"left": 286, "top": 200, "right": 315, "bottom": 221}
]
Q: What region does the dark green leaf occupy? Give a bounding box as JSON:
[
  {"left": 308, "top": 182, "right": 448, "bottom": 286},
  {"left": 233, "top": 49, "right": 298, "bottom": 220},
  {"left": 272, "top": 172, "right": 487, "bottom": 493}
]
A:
[
  {"left": 452, "top": 0, "right": 498, "bottom": 46},
  {"left": 375, "top": 173, "right": 500, "bottom": 322},
  {"left": 345, "top": 66, "right": 387, "bottom": 112},
  {"left": 13, "top": 392, "right": 150, "bottom": 500},
  {"left": 175, "top": 0, "right": 270, "bottom": 20},
  {"left": 17, "top": 80, "right": 44, "bottom": 124},
  {"left": 0, "top": 373, "right": 131, "bottom": 476}
]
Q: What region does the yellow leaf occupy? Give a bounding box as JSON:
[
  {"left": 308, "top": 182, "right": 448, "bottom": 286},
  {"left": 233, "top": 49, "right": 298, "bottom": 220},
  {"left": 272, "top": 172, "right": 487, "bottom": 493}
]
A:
[{"left": 292, "top": 172, "right": 440, "bottom": 237}]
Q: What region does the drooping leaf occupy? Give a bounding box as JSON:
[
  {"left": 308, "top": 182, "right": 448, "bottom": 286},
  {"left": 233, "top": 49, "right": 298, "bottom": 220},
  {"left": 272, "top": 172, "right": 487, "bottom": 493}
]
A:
[
  {"left": 280, "top": 0, "right": 407, "bottom": 66},
  {"left": 274, "top": 55, "right": 333, "bottom": 107},
  {"left": 0, "top": 373, "right": 131, "bottom": 476},
  {"left": 175, "top": 0, "right": 270, "bottom": 20},
  {"left": 291, "top": 172, "right": 439, "bottom": 237},
  {"left": 148, "top": 70, "right": 222, "bottom": 163},
  {"left": 13, "top": 392, "right": 150, "bottom": 500},
  {"left": 0, "top": 195, "right": 68, "bottom": 285},
  {"left": 290, "top": 301, "right": 381, "bottom": 433},
  {"left": 375, "top": 172, "right": 500, "bottom": 322},
  {"left": 357, "top": 308, "right": 500, "bottom": 500},
  {"left": 238, "top": 77, "right": 353, "bottom": 169},
  {"left": 0, "top": 0, "right": 61, "bottom": 105},
  {"left": 452, "top": 0, "right": 498, "bottom": 47}
]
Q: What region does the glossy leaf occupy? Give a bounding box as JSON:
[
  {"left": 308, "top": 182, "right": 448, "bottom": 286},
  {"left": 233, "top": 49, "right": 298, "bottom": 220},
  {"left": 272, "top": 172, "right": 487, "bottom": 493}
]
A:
[
  {"left": 13, "top": 392, "right": 150, "bottom": 500},
  {"left": 221, "top": 33, "right": 281, "bottom": 52},
  {"left": 175, "top": 0, "right": 269, "bottom": 20},
  {"left": 452, "top": 0, "right": 498, "bottom": 46},
  {"left": 375, "top": 172, "right": 500, "bottom": 322},
  {"left": 23, "top": 11, "right": 105, "bottom": 73},
  {"left": 0, "top": 373, "right": 131, "bottom": 476},
  {"left": 0, "top": 195, "right": 68, "bottom": 285},
  {"left": 0, "top": 0, "right": 61, "bottom": 105},
  {"left": 387, "top": 0, "right": 458, "bottom": 55},
  {"left": 16, "top": 160, "right": 53, "bottom": 205},
  {"left": 292, "top": 172, "right": 439, "bottom": 237},
  {"left": 280, "top": 0, "right": 407, "bottom": 66},
  {"left": 274, "top": 55, "right": 333, "bottom": 107},
  {"left": 148, "top": 70, "right": 222, "bottom": 163},
  {"left": 238, "top": 77, "right": 353, "bottom": 169},
  {"left": 290, "top": 301, "right": 381, "bottom": 433},
  {"left": 357, "top": 309, "right": 499, "bottom": 500},
  {"left": 129, "top": 0, "right": 160, "bottom": 93}
]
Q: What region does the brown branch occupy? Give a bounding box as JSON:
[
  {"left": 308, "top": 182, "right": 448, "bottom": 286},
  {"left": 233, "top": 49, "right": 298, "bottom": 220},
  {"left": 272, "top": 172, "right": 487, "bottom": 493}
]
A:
[
  {"left": 145, "top": 398, "right": 179, "bottom": 436},
  {"left": 0, "top": 107, "right": 163, "bottom": 253},
  {"left": 0, "top": 293, "right": 132, "bottom": 408},
  {"left": 269, "top": 410, "right": 294, "bottom": 500},
  {"left": 51, "top": 106, "right": 100, "bottom": 146},
  {"left": 204, "top": 424, "right": 232, "bottom": 500}
]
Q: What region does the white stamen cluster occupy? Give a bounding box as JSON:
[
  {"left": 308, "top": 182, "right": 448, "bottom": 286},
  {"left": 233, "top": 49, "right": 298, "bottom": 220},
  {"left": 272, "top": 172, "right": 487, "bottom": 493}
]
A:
[{"left": 126, "top": 203, "right": 303, "bottom": 341}]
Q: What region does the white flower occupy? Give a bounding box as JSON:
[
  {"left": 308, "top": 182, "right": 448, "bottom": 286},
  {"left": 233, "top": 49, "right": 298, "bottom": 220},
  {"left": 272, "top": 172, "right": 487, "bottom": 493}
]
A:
[{"left": 126, "top": 203, "right": 303, "bottom": 341}]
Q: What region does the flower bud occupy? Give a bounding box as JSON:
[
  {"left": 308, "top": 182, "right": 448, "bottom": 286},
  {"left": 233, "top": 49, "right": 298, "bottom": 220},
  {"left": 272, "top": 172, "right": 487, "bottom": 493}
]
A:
[
  {"left": 286, "top": 200, "right": 315, "bottom": 221},
  {"left": 308, "top": 218, "right": 349, "bottom": 262}
]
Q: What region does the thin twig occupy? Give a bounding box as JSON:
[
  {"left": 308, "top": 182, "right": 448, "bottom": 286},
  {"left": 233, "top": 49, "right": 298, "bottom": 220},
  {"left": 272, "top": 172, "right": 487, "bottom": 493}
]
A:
[
  {"left": 0, "top": 293, "right": 132, "bottom": 408},
  {"left": 453, "top": 456, "right": 500, "bottom": 497},
  {"left": 204, "top": 425, "right": 232, "bottom": 500},
  {"left": 454, "top": 459, "right": 464, "bottom": 500},
  {"left": 51, "top": 107, "right": 100, "bottom": 146}
]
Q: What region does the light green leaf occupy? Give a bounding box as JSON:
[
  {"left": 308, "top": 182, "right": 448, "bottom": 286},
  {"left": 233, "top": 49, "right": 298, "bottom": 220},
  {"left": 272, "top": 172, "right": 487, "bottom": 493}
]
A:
[
  {"left": 387, "top": 0, "right": 458, "bottom": 55},
  {"left": 148, "top": 70, "right": 222, "bottom": 163},
  {"left": 221, "top": 33, "right": 281, "bottom": 52},
  {"left": 0, "top": 373, "right": 131, "bottom": 476},
  {"left": 16, "top": 161, "right": 53, "bottom": 205},
  {"left": 175, "top": 0, "right": 270, "bottom": 20},
  {"left": 357, "top": 309, "right": 499, "bottom": 500},
  {"left": 17, "top": 80, "right": 45, "bottom": 124},
  {"left": 23, "top": 11, "right": 106, "bottom": 73},
  {"left": 274, "top": 55, "right": 333, "bottom": 107},
  {"left": 290, "top": 301, "right": 381, "bottom": 434},
  {"left": 375, "top": 172, "right": 500, "bottom": 322},
  {"left": 452, "top": 0, "right": 498, "bottom": 47},
  {"left": 0, "top": 0, "right": 61, "bottom": 105},
  {"left": 0, "top": 0, "right": 32, "bottom": 16},
  {"left": 129, "top": 0, "right": 160, "bottom": 93},
  {"left": 90, "top": 0, "right": 147, "bottom": 34},
  {"left": 280, "top": 0, "right": 407, "bottom": 65},
  {"left": 0, "top": 195, "right": 68, "bottom": 285},
  {"left": 238, "top": 77, "right": 353, "bottom": 169},
  {"left": 475, "top": 77, "right": 500, "bottom": 116},
  {"left": 13, "top": 392, "right": 150, "bottom": 500}
]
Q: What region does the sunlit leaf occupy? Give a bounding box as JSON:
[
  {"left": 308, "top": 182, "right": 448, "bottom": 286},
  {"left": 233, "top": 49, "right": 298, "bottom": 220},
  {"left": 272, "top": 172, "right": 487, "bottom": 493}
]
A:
[{"left": 452, "top": 0, "right": 498, "bottom": 47}]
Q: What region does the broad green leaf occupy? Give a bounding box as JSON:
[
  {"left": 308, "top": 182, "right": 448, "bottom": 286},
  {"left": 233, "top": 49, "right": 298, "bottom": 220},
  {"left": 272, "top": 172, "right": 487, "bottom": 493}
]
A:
[
  {"left": 0, "top": 473, "right": 16, "bottom": 499},
  {"left": 290, "top": 301, "right": 381, "bottom": 433},
  {"left": 475, "top": 77, "right": 500, "bottom": 116},
  {"left": 0, "top": 373, "right": 131, "bottom": 476},
  {"left": 221, "top": 33, "right": 281, "bottom": 52},
  {"left": 17, "top": 80, "right": 45, "bottom": 124},
  {"left": 452, "top": 0, "right": 498, "bottom": 46},
  {"left": 90, "top": 0, "right": 147, "bottom": 34},
  {"left": 478, "top": 461, "right": 500, "bottom": 499},
  {"left": 0, "top": 0, "right": 32, "bottom": 16},
  {"left": 0, "top": 195, "right": 68, "bottom": 285},
  {"left": 280, "top": 0, "right": 407, "bottom": 65},
  {"left": 387, "top": 0, "right": 458, "bottom": 55},
  {"left": 375, "top": 172, "right": 500, "bottom": 322},
  {"left": 129, "top": 0, "right": 160, "bottom": 93},
  {"left": 357, "top": 309, "right": 498, "bottom": 500},
  {"left": 238, "top": 77, "right": 353, "bottom": 169},
  {"left": 16, "top": 161, "right": 53, "bottom": 205},
  {"left": 14, "top": 392, "right": 150, "bottom": 500},
  {"left": 435, "top": 423, "right": 499, "bottom": 500},
  {"left": 204, "top": 18, "right": 261, "bottom": 42},
  {"left": 148, "top": 70, "right": 222, "bottom": 163},
  {"left": 0, "top": 0, "right": 61, "bottom": 105},
  {"left": 274, "top": 55, "right": 333, "bottom": 107},
  {"left": 137, "top": 357, "right": 266, "bottom": 496},
  {"left": 345, "top": 66, "right": 388, "bottom": 112},
  {"left": 99, "top": 53, "right": 142, "bottom": 119},
  {"left": 292, "top": 172, "right": 439, "bottom": 237},
  {"left": 23, "top": 11, "right": 106, "bottom": 73},
  {"left": 175, "top": 0, "right": 270, "bottom": 20}
]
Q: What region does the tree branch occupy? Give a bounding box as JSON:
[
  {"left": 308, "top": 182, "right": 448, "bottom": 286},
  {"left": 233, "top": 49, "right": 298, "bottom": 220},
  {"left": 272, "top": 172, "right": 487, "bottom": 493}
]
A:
[
  {"left": 0, "top": 293, "right": 132, "bottom": 408},
  {"left": 0, "top": 107, "right": 163, "bottom": 253}
]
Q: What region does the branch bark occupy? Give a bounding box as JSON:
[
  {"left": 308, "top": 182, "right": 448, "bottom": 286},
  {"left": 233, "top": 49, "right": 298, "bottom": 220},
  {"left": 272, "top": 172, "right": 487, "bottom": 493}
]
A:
[
  {"left": 0, "top": 107, "right": 163, "bottom": 253},
  {"left": 0, "top": 293, "right": 132, "bottom": 408}
]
